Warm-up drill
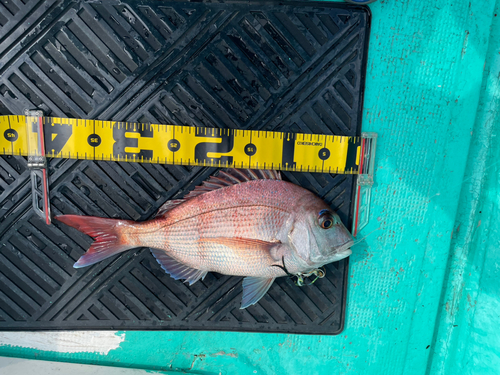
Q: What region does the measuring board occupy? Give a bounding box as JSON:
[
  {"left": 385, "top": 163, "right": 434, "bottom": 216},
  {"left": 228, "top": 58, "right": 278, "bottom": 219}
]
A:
[
  {"left": 0, "top": 0, "right": 371, "bottom": 335},
  {"left": 1, "top": 115, "right": 363, "bottom": 174}
]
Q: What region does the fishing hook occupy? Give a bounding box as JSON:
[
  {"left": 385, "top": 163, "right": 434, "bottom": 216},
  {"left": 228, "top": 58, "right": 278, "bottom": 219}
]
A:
[{"left": 272, "top": 257, "right": 326, "bottom": 286}]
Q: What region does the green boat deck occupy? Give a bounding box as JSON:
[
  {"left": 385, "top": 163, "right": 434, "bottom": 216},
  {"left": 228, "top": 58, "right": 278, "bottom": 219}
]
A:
[{"left": 1, "top": 0, "right": 499, "bottom": 373}]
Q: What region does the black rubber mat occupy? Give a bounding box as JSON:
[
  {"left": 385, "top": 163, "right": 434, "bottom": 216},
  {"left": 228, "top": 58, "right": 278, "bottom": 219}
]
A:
[{"left": 0, "top": 0, "right": 370, "bottom": 334}]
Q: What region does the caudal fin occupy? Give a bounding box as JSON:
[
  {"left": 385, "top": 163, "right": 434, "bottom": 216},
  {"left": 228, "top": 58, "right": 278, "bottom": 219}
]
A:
[{"left": 56, "top": 215, "right": 134, "bottom": 268}]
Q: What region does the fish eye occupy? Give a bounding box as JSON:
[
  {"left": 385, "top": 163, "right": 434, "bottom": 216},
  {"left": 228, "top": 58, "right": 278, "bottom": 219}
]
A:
[{"left": 318, "top": 210, "right": 334, "bottom": 229}]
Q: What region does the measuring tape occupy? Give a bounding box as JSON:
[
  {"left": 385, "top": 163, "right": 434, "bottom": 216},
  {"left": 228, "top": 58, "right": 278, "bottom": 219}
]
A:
[
  {"left": 0, "top": 115, "right": 367, "bottom": 174},
  {"left": 1, "top": 112, "right": 377, "bottom": 234}
]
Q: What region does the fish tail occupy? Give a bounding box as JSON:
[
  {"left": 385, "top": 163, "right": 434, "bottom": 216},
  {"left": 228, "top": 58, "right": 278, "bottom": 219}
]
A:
[{"left": 56, "top": 215, "right": 135, "bottom": 268}]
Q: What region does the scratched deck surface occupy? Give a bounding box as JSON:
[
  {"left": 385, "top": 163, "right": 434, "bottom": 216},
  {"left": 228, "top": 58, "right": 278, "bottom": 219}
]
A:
[{"left": 0, "top": 1, "right": 370, "bottom": 334}]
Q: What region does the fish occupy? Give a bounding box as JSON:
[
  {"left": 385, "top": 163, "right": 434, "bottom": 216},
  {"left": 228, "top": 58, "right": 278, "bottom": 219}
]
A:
[{"left": 56, "top": 169, "right": 354, "bottom": 309}]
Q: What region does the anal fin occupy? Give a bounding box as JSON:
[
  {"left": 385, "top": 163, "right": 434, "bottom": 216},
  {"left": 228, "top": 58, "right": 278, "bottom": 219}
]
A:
[
  {"left": 150, "top": 249, "right": 207, "bottom": 285},
  {"left": 241, "top": 277, "right": 275, "bottom": 309}
]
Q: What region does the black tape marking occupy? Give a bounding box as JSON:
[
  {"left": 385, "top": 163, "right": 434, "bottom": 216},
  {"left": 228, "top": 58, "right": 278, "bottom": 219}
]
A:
[
  {"left": 244, "top": 143, "right": 256, "bottom": 156},
  {"left": 318, "top": 148, "right": 330, "bottom": 160},
  {"left": 194, "top": 128, "right": 234, "bottom": 165},
  {"left": 345, "top": 137, "right": 361, "bottom": 172},
  {"left": 87, "top": 134, "right": 101, "bottom": 147},
  {"left": 113, "top": 123, "right": 153, "bottom": 160},
  {"left": 44, "top": 121, "right": 73, "bottom": 154},
  {"left": 282, "top": 133, "right": 296, "bottom": 169},
  {"left": 168, "top": 139, "right": 180, "bottom": 152},
  {"left": 4, "top": 129, "right": 18, "bottom": 142}
]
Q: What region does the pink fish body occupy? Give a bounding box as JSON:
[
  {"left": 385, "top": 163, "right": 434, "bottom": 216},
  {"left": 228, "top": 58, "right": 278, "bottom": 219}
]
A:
[{"left": 57, "top": 169, "right": 353, "bottom": 308}]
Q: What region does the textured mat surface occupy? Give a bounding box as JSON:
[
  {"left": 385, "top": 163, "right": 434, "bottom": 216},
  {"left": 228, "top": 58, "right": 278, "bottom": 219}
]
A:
[{"left": 0, "top": 0, "right": 370, "bottom": 334}]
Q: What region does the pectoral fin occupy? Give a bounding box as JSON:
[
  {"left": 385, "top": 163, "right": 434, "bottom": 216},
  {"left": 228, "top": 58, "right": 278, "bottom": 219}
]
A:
[{"left": 241, "top": 277, "right": 275, "bottom": 309}]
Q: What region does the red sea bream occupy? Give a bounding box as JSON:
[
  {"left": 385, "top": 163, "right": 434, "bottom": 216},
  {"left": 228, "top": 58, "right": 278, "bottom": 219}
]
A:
[{"left": 57, "top": 169, "right": 354, "bottom": 308}]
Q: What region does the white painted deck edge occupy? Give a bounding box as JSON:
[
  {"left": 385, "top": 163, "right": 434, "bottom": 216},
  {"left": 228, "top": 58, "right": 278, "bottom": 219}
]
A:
[{"left": 0, "top": 331, "right": 125, "bottom": 355}]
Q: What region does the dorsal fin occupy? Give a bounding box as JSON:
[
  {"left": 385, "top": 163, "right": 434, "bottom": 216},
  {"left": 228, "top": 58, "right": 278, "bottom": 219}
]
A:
[
  {"left": 155, "top": 169, "right": 281, "bottom": 217},
  {"left": 183, "top": 169, "right": 281, "bottom": 200},
  {"left": 154, "top": 199, "right": 184, "bottom": 218}
]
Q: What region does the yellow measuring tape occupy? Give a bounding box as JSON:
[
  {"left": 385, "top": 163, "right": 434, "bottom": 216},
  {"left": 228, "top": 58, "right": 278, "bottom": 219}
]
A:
[{"left": 1, "top": 115, "right": 363, "bottom": 174}]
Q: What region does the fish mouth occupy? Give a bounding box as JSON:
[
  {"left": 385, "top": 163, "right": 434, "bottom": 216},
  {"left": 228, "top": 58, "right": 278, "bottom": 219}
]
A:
[
  {"left": 323, "top": 241, "right": 353, "bottom": 263},
  {"left": 309, "top": 240, "right": 355, "bottom": 265},
  {"left": 333, "top": 240, "right": 354, "bottom": 255}
]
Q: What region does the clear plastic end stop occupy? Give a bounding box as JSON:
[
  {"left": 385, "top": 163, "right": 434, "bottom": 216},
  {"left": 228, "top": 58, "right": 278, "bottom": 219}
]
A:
[
  {"left": 25, "top": 109, "right": 51, "bottom": 225},
  {"left": 352, "top": 132, "right": 377, "bottom": 237}
]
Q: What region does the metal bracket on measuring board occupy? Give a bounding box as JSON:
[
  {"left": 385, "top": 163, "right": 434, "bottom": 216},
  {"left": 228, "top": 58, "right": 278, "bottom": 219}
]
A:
[
  {"left": 352, "top": 132, "right": 377, "bottom": 237},
  {"left": 25, "top": 109, "right": 51, "bottom": 225}
]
